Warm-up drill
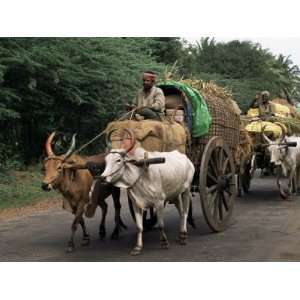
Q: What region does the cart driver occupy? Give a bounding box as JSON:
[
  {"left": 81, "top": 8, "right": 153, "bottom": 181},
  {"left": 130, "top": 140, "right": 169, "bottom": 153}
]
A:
[
  {"left": 126, "top": 71, "right": 165, "bottom": 120},
  {"left": 258, "top": 90, "right": 272, "bottom": 119}
]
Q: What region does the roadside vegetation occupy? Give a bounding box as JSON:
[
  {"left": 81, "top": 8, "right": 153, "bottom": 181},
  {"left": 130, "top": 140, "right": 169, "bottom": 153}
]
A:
[{"left": 0, "top": 166, "right": 58, "bottom": 210}]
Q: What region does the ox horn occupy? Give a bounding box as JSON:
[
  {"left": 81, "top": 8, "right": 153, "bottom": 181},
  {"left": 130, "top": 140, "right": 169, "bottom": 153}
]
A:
[
  {"left": 63, "top": 134, "right": 77, "bottom": 160},
  {"left": 261, "top": 125, "right": 272, "bottom": 144},
  {"left": 45, "top": 132, "right": 56, "bottom": 156},
  {"left": 122, "top": 128, "right": 136, "bottom": 153},
  {"left": 106, "top": 129, "right": 117, "bottom": 150},
  {"left": 274, "top": 122, "right": 286, "bottom": 144}
]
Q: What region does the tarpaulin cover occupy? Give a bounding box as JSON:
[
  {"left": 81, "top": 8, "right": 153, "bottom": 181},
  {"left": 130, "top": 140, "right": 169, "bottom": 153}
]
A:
[{"left": 158, "top": 81, "right": 212, "bottom": 137}]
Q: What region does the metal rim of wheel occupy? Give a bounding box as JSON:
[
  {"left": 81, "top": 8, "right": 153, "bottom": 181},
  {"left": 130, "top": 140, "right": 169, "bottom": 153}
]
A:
[{"left": 199, "top": 136, "right": 236, "bottom": 232}]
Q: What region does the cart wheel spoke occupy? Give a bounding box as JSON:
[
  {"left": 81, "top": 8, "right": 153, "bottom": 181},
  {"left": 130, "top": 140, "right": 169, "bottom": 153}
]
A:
[
  {"left": 207, "top": 184, "right": 217, "bottom": 194},
  {"left": 209, "top": 159, "right": 219, "bottom": 178},
  {"left": 222, "top": 157, "right": 229, "bottom": 174},
  {"left": 218, "top": 194, "right": 223, "bottom": 220},
  {"left": 224, "top": 189, "right": 232, "bottom": 197},
  {"left": 207, "top": 171, "right": 218, "bottom": 183},
  {"left": 222, "top": 192, "right": 229, "bottom": 211},
  {"left": 208, "top": 190, "right": 218, "bottom": 213},
  {"left": 219, "top": 148, "right": 224, "bottom": 173},
  {"left": 226, "top": 173, "right": 234, "bottom": 179},
  {"left": 213, "top": 194, "right": 219, "bottom": 219},
  {"left": 212, "top": 148, "right": 221, "bottom": 173}
]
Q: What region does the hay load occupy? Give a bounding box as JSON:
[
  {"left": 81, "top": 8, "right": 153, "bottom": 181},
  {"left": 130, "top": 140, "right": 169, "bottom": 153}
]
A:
[{"left": 180, "top": 79, "right": 242, "bottom": 116}]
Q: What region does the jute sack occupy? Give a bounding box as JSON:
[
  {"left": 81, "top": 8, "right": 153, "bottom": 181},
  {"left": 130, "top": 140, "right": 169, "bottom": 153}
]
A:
[{"left": 106, "top": 119, "right": 187, "bottom": 153}]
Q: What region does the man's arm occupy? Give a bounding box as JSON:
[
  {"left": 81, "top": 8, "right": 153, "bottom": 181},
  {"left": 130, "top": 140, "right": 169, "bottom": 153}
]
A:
[
  {"left": 125, "top": 93, "right": 138, "bottom": 111},
  {"left": 151, "top": 88, "right": 165, "bottom": 112}
]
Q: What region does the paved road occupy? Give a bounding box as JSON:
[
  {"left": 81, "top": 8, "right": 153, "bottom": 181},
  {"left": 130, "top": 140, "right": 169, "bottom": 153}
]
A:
[{"left": 1, "top": 174, "right": 300, "bottom": 261}]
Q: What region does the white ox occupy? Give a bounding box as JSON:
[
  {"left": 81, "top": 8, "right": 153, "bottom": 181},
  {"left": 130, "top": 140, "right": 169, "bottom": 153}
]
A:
[
  {"left": 101, "top": 129, "right": 195, "bottom": 255},
  {"left": 263, "top": 124, "right": 300, "bottom": 198}
]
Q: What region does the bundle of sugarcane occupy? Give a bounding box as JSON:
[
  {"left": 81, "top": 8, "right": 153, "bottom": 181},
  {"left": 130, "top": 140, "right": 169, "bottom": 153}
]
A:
[{"left": 180, "top": 79, "right": 241, "bottom": 115}]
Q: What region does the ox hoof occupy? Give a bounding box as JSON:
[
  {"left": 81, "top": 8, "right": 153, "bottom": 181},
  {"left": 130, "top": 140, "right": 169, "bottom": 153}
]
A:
[
  {"left": 279, "top": 189, "right": 288, "bottom": 200},
  {"left": 99, "top": 231, "right": 106, "bottom": 240},
  {"left": 178, "top": 232, "right": 188, "bottom": 245},
  {"left": 81, "top": 237, "right": 90, "bottom": 246},
  {"left": 280, "top": 190, "right": 290, "bottom": 200},
  {"left": 66, "top": 245, "right": 75, "bottom": 253},
  {"left": 130, "top": 246, "right": 142, "bottom": 256},
  {"left": 110, "top": 230, "right": 119, "bottom": 240},
  {"left": 160, "top": 240, "right": 169, "bottom": 249},
  {"left": 179, "top": 239, "right": 187, "bottom": 246},
  {"left": 99, "top": 226, "right": 106, "bottom": 240},
  {"left": 187, "top": 217, "right": 196, "bottom": 229}
]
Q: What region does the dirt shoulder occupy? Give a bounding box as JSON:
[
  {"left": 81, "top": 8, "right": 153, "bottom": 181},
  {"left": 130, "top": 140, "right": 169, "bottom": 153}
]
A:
[{"left": 0, "top": 197, "right": 62, "bottom": 222}]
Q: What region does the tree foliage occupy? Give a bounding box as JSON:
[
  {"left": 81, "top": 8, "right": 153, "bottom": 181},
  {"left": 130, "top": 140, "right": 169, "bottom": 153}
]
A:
[
  {"left": 177, "top": 38, "right": 300, "bottom": 110},
  {"left": 0, "top": 38, "right": 164, "bottom": 165}
]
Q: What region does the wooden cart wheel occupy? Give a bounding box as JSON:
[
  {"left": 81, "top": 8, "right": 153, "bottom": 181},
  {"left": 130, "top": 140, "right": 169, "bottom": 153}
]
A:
[
  {"left": 127, "top": 196, "right": 157, "bottom": 230},
  {"left": 199, "top": 136, "right": 236, "bottom": 232}
]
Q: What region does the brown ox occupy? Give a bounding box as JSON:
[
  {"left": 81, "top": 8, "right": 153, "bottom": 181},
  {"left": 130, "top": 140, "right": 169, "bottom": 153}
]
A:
[{"left": 41, "top": 132, "right": 126, "bottom": 252}]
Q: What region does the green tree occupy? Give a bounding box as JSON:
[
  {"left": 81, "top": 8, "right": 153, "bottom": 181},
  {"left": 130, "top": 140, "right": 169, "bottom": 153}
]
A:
[
  {"left": 181, "top": 38, "right": 300, "bottom": 108},
  {"left": 147, "top": 37, "right": 183, "bottom": 65},
  {"left": 0, "top": 38, "right": 164, "bottom": 166}
]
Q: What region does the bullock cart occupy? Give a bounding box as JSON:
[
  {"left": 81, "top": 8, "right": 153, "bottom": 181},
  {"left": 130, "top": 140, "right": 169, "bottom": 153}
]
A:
[
  {"left": 106, "top": 80, "right": 240, "bottom": 232},
  {"left": 242, "top": 116, "right": 300, "bottom": 198}
]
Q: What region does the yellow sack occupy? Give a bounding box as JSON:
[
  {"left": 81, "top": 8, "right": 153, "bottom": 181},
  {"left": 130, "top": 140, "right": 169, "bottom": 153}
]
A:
[
  {"left": 247, "top": 108, "right": 259, "bottom": 117},
  {"left": 270, "top": 102, "right": 291, "bottom": 117},
  {"left": 245, "top": 121, "right": 286, "bottom": 138}
]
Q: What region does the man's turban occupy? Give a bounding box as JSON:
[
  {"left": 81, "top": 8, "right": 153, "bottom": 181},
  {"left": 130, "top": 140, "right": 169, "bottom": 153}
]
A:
[{"left": 143, "top": 72, "right": 157, "bottom": 81}]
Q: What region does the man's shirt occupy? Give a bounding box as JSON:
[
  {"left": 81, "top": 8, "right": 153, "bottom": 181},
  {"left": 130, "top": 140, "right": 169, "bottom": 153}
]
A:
[{"left": 134, "top": 86, "right": 165, "bottom": 112}]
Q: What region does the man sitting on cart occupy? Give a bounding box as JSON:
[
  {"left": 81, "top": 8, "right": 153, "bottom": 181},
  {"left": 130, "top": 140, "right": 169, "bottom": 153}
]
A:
[
  {"left": 258, "top": 90, "right": 272, "bottom": 119},
  {"left": 248, "top": 90, "right": 272, "bottom": 120},
  {"left": 126, "top": 71, "right": 165, "bottom": 121}
]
